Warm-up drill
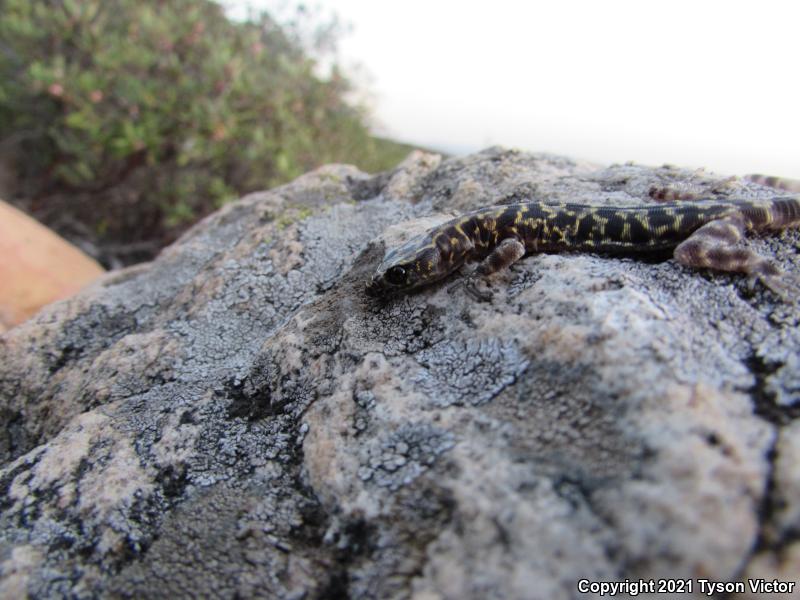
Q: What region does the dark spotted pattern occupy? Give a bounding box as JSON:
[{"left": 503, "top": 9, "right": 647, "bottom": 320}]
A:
[{"left": 366, "top": 197, "right": 800, "bottom": 299}]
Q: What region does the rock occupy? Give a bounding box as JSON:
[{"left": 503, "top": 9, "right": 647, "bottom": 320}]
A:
[
  {"left": 1, "top": 148, "right": 798, "bottom": 598},
  {"left": 0, "top": 200, "right": 104, "bottom": 332}
]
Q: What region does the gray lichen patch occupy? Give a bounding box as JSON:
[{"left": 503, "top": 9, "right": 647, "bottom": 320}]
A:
[
  {"left": 356, "top": 423, "right": 455, "bottom": 490},
  {"left": 412, "top": 338, "right": 529, "bottom": 408},
  {"left": 1, "top": 149, "right": 799, "bottom": 598}
]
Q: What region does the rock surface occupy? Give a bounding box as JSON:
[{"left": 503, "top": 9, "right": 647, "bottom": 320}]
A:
[
  {"left": 0, "top": 200, "right": 104, "bottom": 332},
  {"left": 1, "top": 148, "right": 799, "bottom": 599}
]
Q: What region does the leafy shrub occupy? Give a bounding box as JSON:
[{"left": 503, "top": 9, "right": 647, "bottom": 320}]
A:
[{"left": 0, "top": 0, "right": 412, "bottom": 263}]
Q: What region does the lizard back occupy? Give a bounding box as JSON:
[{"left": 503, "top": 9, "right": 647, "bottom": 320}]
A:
[{"left": 470, "top": 198, "right": 799, "bottom": 255}]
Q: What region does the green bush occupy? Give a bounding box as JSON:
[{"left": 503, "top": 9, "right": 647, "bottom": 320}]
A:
[{"left": 0, "top": 0, "right": 412, "bottom": 259}]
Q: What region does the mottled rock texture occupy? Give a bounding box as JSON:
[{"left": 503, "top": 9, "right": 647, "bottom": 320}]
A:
[{"left": 1, "top": 148, "right": 799, "bottom": 599}]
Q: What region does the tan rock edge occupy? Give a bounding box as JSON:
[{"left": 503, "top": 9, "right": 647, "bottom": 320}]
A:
[{"left": 0, "top": 199, "right": 104, "bottom": 332}]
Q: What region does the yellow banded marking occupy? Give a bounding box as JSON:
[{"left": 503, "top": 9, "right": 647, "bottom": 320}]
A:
[{"left": 593, "top": 214, "right": 609, "bottom": 238}]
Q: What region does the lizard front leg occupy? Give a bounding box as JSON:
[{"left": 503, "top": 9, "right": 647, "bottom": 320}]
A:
[
  {"left": 673, "top": 216, "right": 797, "bottom": 301},
  {"left": 454, "top": 237, "right": 526, "bottom": 302}
]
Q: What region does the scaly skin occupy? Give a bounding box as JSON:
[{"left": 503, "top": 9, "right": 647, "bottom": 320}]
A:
[{"left": 366, "top": 197, "right": 800, "bottom": 301}]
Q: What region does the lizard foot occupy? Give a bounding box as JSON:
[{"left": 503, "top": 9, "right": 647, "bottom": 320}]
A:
[
  {"left": 748, "top": 272, "right": 800, "bottom": 304},
  {"left": 447, "top": 275, "right": 493, "bottom": 302},
  {"left": 464, "top": 276, "right": 493, "bottom": 302}
]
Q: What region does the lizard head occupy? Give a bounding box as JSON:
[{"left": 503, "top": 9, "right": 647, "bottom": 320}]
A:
[{"left": 366, "top": 233, "right": 446, "bottom": 297}]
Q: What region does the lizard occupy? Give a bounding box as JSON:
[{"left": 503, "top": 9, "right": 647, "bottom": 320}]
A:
[{"left": 365, "top": 196, "right": 800, "bottom": 301}]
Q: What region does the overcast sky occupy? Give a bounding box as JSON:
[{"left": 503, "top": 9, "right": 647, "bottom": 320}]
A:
[{"left": 225, "top": 1, "right": 799, "bottom": 178}]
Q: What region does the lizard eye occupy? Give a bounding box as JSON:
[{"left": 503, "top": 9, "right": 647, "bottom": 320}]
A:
[{"left": 385, "top": 266, "right": 407, "bottom": 285}]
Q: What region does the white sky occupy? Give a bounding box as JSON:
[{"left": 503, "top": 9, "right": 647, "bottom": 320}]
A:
[{"left": 226, "top": 0, "right": 799, "bottom": 178}]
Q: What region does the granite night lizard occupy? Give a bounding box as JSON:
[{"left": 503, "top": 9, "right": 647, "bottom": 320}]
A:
[{"left": 366, "top": 195, "right": 800, "bottom": 301}]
